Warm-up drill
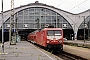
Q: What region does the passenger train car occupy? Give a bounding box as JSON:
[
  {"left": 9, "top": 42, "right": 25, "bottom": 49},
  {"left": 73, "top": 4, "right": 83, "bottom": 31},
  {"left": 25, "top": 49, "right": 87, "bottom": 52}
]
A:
[{"left": 27, "top": 28, "right": 63, "bottom": 50}]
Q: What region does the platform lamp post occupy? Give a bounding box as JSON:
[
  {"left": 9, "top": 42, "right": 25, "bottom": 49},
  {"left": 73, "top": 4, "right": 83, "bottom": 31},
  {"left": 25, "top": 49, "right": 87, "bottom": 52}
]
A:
[
  {"left": 88, "top": 20, "right": 90, "bottom": 40},
  {"left": 88, "top": 22, "right": 89, "bottom": 40},
  {"left": 73, "top": 24, "right": 75, "bottom": 40},
  {"left": 83, "top": 16, "right": 86, "bottom": 43},
  {"left": 1, "top": 0, "right": 4, "bottom": 53}
]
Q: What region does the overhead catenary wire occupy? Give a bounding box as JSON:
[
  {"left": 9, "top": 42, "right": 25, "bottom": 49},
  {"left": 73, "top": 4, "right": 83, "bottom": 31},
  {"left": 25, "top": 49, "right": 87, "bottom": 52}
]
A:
[
  {"left": 68, "top": 0, "right": 88, "bottom": 11},
  {"left": 56, "top": 0, "right": 68, "bottom": 7}
]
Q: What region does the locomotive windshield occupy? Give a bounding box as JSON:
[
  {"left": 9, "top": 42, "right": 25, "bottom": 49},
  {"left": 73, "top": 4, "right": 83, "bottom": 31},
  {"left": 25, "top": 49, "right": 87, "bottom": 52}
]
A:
[{"left": 47, "top": 30, "right": 61, "bottom": 36}]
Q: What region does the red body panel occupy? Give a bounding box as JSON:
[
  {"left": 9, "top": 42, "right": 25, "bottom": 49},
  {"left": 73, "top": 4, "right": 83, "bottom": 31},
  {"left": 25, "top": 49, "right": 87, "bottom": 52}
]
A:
[{"left": 36, "top": 30, "right": 47, "bottom": 47}]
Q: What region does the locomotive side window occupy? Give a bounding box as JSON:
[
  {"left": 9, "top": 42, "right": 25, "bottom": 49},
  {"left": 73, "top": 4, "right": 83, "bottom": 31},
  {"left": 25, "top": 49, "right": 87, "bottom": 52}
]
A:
[{"left": 47, "top": 30, "right": 61, "bottom": 36}]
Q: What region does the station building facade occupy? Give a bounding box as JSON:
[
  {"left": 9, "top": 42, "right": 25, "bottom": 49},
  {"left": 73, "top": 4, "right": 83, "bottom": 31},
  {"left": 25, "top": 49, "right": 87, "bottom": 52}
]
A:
[{"left": 0, "top": 1, "right": 90, "bottom": 41}]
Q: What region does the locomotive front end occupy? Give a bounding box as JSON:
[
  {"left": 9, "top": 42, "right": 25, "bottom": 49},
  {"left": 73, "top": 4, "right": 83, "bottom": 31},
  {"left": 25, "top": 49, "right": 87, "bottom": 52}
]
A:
[{"left": 46, "top": 29, "right": 63, "bottom": 50}]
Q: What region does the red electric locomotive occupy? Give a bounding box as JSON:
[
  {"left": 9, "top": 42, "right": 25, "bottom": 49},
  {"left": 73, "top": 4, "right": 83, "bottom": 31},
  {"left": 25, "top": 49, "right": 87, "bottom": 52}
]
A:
[{"left": 27, "top": 28, "right": 63, "bottom": 50}]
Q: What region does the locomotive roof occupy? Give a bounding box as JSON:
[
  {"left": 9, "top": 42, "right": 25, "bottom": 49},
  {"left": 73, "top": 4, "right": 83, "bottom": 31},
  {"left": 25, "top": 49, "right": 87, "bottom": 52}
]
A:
[{"left": 42, "top": 28, "right": 62, "bottom": 30}]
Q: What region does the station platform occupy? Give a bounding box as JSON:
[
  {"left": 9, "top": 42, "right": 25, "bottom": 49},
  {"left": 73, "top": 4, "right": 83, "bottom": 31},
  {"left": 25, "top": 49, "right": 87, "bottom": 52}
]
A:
[
  {"left": 63, "top": 40, "right": 90, "bottom": 60},
  {"left": 64, "top": 40, "right": 90, "bottom": 48},
  {"left": 0, "top": 41, "right": 62, "bottom": 60}
]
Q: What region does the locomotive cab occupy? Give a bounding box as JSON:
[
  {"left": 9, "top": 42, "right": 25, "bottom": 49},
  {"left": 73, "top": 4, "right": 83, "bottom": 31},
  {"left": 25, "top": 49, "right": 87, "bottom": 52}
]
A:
[{"left": 45, "top": 28, "right": 63, "bottom": 50}]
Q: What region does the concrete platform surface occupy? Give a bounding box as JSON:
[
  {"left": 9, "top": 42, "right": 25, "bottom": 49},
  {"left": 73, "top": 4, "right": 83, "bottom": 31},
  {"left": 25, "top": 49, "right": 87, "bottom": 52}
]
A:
[
  {"left": 64, "top": 45, "right": 90, "bottom": 60},
  {"left": 0, "top": 41, "right": 62, "bottom": 60}
]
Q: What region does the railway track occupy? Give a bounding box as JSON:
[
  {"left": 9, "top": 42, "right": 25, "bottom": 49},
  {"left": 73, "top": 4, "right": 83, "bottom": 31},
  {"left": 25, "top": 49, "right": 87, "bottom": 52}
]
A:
[{"left": 55, "top": 51, "right": 87, "bottom": 60}]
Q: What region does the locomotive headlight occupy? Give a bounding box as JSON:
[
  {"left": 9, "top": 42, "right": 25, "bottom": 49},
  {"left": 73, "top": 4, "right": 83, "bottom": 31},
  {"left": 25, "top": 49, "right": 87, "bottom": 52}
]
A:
[
  {"left": 59, "top": 40, "right": 62, "bottom": 43},
  {"left": 47, "top": 40, "right": 50, "bottom": 43}
]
